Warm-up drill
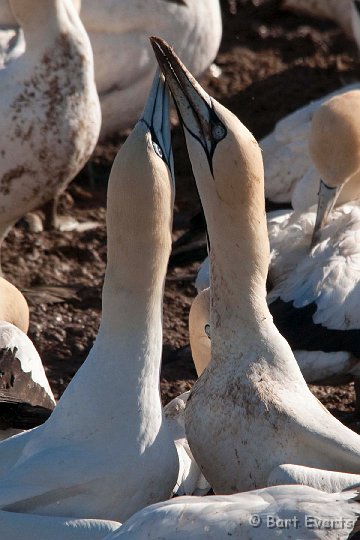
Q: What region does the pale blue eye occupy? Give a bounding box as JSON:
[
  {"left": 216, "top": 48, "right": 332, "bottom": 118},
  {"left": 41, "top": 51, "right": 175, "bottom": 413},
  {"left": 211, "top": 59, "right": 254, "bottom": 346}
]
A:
[
  {"left": 153, "top": 142, "right": 163, "bottom": 158},
  {"left": 212, "top": 124, "right": 226, "bottom": 141}
]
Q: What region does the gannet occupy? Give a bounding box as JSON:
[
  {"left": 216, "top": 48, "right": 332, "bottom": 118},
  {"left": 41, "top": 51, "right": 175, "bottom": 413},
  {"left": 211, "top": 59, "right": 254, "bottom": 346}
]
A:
[
  {"left": 0, "top": 277, "right": 55, "bottom": 440},
  {"left": 0, "top": 73, "right": 178, "bottom": 522},
  {"left": 104, "top": 484, "right": 360, "bottom": 540},
  {"left": 167, "top": 289, "right": 360, "bottom": 492},
  {"left": 152, "top": 37, "right": 360, "bottom": 494},
  {"left": 79, "top": 0, "right": 222, "bottom": 139},
  {"left": 267, "top": 89, "right": 360, "bottom": 408},
  {"left": 0, "top": 0, "right": 101, "bottom": 260},
  {"left": 196, "top": 90, "right": 360, "bottom": 399}
]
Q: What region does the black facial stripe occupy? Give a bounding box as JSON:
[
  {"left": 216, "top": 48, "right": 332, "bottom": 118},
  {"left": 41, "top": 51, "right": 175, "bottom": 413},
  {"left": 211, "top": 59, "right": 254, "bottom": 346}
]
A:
[
  {"left": 174, "top": 98, "right": 227, "bottom": 176},
  {"left": 140, "top": 79, "right": 172, "bottom": 170},
  {"left": 206, "top": 226, "right": 210, "bottom": 253},
  {"left": 204, "top": 324, "right": 211, "bottom": 339}
]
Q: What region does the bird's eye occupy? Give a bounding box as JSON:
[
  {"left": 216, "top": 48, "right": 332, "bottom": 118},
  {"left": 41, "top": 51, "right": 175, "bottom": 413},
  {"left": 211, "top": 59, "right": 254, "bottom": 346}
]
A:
[
  {"left": 152, "top": 142, "right": 163, "bottom": 158},
  {"left": 212, "top": 123, "right": 226, "bottom": 141},
  {"left": 204, "top": 324, "right": 211, "bottom": 339}
]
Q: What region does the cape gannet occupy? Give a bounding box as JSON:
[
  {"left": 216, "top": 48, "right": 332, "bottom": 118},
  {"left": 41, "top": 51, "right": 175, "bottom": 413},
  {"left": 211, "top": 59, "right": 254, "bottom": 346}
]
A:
[
  {"left": 196, "top": 90, "right": 360, "bottom": 404},
  {"left": 152, "top": 37, "right": 360, "bottom": 495},
  {"left": 267, "top": 89, "right": 360, "bottom": 409},
  {"left": 0, "top": 73, "right": 178, "bottom": 522}
]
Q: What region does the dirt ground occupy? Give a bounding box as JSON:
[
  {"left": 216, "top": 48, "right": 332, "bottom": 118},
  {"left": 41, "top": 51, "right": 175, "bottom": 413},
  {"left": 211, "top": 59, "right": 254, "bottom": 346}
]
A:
[{"left": 3, "top": 0, "right": 360, "bottom": 421}]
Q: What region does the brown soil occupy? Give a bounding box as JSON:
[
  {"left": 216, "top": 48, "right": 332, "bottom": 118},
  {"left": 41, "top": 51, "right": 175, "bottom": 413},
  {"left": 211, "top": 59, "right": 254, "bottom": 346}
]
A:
[{"left": 3, "top": 0, "right": 359, "bottom": 420}]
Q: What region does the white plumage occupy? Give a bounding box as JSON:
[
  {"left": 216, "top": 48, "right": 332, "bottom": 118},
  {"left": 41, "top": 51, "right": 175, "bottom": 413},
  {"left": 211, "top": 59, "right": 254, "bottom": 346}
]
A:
[
  {"left": 104, "top": 485, "right": 360, "bottom": 540},
  {"left": 164, "top": 391, "right": 210, "bottom": 496},
  {"left": 268, "top": 88, "right": 360, "bottom": 393},
  {"left": 0, "top": 511, "right": 120, "bottom": 540},
  {"left": 261, "top": 84, "right": 360, "bottom": 205},
  {"left": 0, "top": 73, "right": 178, "bottom": 523},
  {"left": 0, "top": 0, "right": 222, "bottom": 140},
  {"left": 73, "top": 0, "right": 222, "bottom": 139},
  {"left": 152, "top": 38, "right": 360, "bottom": 496},
  {"left": 0, "top": 0, "right": 101, "bottom": 250}
]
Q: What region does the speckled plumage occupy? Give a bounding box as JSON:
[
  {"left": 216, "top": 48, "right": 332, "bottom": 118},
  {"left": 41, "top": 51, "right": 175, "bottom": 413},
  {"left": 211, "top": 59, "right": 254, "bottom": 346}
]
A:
[
  {"left": 0, "top": 74, "right": 178, "bottom": 523},
  {"left": 0, "top": 0, "right": 101, "bottom": 250}
]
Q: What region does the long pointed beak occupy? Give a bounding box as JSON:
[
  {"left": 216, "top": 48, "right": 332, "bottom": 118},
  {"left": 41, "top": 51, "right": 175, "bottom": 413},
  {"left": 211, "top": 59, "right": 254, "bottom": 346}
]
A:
[
  {"left": 150, "top": 37, "right": 226, "bottom": 169},
  {"left": 311, "top": 180, "right": 341, "bottom": 248},
  {"left": 141, "top": 70, "right": 174, "bottom": 178}
]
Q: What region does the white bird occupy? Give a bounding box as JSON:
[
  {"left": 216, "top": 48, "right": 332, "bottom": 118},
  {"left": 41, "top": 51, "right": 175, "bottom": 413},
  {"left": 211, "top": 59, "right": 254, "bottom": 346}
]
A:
[
  {"left": 166, "top": 289, "right": 360, "bottom": 492},
  {"left": 186, "top": 91, "right": 360, "bottom": 414},
  {"left": 267, "top": 89, "right": 360, "bottom": 408},
  {"left": 0, "top": 277, "right": 55, "bottom": 440},
  {"left": 104, "top": 484, "right": 360, "bottom": 540},
  {"left": 152, "top": 37, "right": 360, "bottom": 495},
  {"left": 261, "top": 85, "right": 360, "bottom": 207},
  {"left": 0, "top": 0, "right": 101, "bottom": 262},
  {"left": 196, "top": 89, "right": 360, "bottom": 399},
  {"left": 0, "top": 72, "right": 178, "bottom": 522},
  {"left": 78, "top": 0, "right": 222, "bottom": 140}
]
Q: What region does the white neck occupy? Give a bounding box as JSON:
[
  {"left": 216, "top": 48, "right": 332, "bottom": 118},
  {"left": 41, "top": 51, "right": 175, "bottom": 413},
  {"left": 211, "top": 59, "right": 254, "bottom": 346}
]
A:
[
  {"left": 48, "top": 125, "right": 173, "bottom": 439},
  {"left": 10, "top": 0, "right": 86, "bottom": 50},
  {"left": 196, "top": 116, "right": 276, "bottom": 370}
]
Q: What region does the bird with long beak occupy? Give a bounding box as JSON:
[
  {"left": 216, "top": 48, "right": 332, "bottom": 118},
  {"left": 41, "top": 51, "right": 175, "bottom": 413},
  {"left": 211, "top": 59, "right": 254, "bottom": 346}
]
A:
[
  {"left": 309, "top": 90, "right": 360, "bottom": 246},
  {"left": 0, "top": 72, "right": 178, "bottom": 523},
  {"left": 151, "top": 37, "right": 360, "bottom": 494},
  {"left": 267, "top": 89, "right": 360, "bottom": 412}
]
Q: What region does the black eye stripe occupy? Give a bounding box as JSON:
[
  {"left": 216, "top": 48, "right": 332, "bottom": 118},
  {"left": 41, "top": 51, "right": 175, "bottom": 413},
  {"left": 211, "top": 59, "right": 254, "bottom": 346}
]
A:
[{"left": 204, "top": 324, "right": 211, "bottom": 339}]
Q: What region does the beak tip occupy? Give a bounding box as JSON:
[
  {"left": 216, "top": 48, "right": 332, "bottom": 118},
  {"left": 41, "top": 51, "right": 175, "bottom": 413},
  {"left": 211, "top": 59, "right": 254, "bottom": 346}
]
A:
[{"left": 149, "top": 36, "right": 165, "bottom": 68}]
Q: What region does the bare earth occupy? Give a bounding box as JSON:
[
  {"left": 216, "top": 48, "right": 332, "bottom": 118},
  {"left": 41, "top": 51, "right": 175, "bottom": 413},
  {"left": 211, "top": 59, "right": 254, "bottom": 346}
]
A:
[{"left": 3, "top": 0, "right": 359, "bottom": 423}]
